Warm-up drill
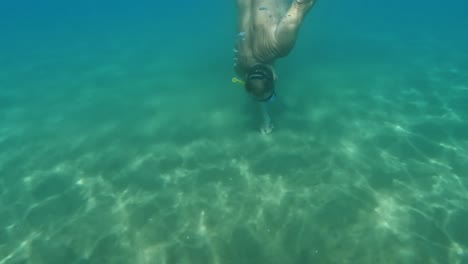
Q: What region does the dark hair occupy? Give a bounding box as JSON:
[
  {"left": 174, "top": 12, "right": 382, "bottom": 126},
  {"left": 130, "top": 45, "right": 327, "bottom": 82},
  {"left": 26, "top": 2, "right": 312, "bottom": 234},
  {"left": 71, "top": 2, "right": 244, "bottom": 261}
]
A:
[{"left": 245, "top": 64, "right": 275, "bottom": 101}]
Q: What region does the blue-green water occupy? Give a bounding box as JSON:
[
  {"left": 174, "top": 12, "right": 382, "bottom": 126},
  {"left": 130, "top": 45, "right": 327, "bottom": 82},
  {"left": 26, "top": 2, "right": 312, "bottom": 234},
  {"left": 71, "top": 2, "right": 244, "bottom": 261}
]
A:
[{"left": 1, "top": 1, "right": 468, "bottom": 263}]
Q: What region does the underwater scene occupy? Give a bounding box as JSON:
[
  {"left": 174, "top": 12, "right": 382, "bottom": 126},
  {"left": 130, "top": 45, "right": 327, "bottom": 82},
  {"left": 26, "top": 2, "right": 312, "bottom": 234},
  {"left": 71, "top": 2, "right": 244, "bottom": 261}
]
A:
[{"left": 0, "top": 0, "right": 467, "bottom": 263}]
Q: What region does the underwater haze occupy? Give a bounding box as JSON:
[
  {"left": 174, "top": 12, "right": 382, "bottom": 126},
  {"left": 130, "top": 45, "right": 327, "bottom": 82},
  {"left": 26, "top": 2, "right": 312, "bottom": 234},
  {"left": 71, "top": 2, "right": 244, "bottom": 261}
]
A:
[{"left": 1, "top": 0, "right": 468, "bottom": 263}]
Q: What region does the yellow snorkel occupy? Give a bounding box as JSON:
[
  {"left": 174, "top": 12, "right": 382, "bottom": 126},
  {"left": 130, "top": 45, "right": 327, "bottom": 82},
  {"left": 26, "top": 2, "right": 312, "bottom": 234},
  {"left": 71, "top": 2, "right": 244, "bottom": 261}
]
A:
[{"left": 232, "top": 77, "right": 245, "bottom": 86}]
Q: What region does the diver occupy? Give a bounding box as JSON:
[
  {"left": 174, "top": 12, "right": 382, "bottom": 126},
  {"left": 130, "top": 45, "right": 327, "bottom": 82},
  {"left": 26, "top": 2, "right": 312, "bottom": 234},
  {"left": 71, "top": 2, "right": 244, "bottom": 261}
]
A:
[{"left": 233, "top": 0, "right": 317, "bottom": 134}]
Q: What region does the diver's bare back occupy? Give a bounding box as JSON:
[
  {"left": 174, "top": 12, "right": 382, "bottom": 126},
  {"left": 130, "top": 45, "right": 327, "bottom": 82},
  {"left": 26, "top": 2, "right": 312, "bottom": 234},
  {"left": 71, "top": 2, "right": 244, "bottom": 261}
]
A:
[{"left": 235, "top": 0, "right": 316, "bottom": 78}]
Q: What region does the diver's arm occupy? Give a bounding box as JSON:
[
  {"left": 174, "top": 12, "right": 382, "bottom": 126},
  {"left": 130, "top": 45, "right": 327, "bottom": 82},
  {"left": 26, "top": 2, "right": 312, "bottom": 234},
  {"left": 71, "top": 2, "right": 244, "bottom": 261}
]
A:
[
  {"left": 274, "top": 0, "right": 316, "bottom": 52},
  {"left": 236, "top": 0, "right": 252, "bottom": 20},
  {"left": 236, "top": 0, "right": 252, "bottom": 9},
  {"left": 259, "top": 102, "right": 273, "bottom": 134}
]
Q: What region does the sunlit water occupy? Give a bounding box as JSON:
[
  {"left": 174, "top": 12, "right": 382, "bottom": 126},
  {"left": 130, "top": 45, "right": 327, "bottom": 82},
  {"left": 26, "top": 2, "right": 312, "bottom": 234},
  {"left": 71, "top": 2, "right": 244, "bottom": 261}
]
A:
[{"left": 1, "top": 1, "right": 468, "bottom": 263}]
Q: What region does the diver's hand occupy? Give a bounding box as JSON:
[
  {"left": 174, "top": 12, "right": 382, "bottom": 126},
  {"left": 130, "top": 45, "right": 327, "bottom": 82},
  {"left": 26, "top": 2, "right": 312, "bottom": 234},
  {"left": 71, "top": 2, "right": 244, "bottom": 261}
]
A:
[
  {"left": 296, "top": 0, "right": 315, "bottom": 4},
  {"left": 260, "top": 123, "right": 274, "bottom": 135}
]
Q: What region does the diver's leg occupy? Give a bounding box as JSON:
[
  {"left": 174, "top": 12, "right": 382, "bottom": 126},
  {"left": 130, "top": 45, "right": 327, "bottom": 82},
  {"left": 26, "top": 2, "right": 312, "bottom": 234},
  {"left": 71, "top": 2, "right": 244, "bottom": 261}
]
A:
[
  {"left": 274, "top": 0, "right": 316, "bottom": 52},
  {"left": 281, "top": 0, "right": 316, "bottom": 29}
]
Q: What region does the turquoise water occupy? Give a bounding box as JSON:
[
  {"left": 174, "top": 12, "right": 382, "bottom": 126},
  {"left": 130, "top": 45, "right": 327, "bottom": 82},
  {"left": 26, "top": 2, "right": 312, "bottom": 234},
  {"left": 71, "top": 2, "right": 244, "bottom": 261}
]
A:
[{"left": 1, "top": 1, "right": 468, "bottom": 263}]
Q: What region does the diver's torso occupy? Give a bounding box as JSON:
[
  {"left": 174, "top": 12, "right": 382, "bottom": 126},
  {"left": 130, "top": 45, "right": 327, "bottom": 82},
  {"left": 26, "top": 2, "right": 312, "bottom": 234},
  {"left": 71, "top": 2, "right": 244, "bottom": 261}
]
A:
[{"left": 234, "top": 0, "right": 287, "bottom": 78}]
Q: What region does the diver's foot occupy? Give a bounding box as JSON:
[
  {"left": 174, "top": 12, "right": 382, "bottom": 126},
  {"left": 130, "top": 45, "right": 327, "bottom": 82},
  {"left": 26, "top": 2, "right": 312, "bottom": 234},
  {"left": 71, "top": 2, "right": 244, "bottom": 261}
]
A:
[
  {"left": 296, "top": 0, "right": 315, "bottom": 6},
  {"left": 260, "top": 124, "right": 274, "bottom": 135}
]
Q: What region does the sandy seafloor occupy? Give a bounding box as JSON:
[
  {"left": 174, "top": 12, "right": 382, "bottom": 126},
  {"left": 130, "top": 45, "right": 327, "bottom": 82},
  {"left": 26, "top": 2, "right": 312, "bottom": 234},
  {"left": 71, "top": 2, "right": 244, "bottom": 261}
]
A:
[{"left": 1, "top": 1, "right": 468, "bottom": 264}]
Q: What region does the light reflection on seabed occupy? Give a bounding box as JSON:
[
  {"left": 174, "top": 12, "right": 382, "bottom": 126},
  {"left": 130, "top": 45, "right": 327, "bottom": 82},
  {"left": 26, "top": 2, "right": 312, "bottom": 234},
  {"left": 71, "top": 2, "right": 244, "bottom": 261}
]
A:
[{"left": 1, "top": 60, "right": 468, "bottom": 264}]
